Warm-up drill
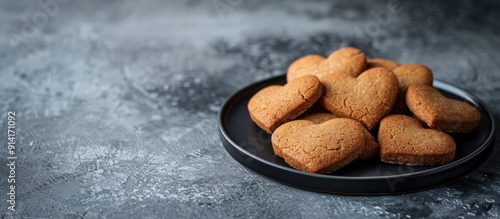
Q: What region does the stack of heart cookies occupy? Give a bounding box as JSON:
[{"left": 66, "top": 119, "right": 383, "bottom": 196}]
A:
[{"left": 247, "top": 47, "right": 481, "bottom": 174}]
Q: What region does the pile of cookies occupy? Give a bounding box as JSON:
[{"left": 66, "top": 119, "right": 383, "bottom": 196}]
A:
[{"left": 247, "top": 47, "right": 481, "bottom": 174}]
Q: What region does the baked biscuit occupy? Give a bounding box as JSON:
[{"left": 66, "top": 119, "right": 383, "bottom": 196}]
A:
[
  {"left": 321, "top": 67, "right": 399, "bottom": 130},
  {"left": 287, "top": 47, "right": 366, "bottom": 81},
  {"left": 247, "top": 75, "right": 322, "bottom": 133},
  {"left": 378, "top": 115, "right": 456, "bottom": 166},
  {"left": 272, "top": 118, "right": 365, "bottom": 174},
  {"left": 406, "top": 84, "right": 481, "bottom": 133},
  {"left": 391, "top": 64, "right": 433, "bottom": 114},
  {"left": 298, "top": 112, "right": 379, "bottom": 160}
]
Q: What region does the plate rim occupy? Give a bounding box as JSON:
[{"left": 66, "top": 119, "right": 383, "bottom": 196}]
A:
[{"left": 218, "top": 74, "right": 496, "bottom": 190}]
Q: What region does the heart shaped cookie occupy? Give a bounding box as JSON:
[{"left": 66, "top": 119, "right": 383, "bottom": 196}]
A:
[
  {"left": 321, "top": 67, "right": 399, "bottom": 130},
  {"left": 272, "top": 118, "right": 365, "bottom": 173},
  {"left": 298, "top": 112, "right": 379, "bottom": 160},
  {"left": 378, "top": 115, "right": 456, "bottom": 166},
  {"left": 390, "top": 64, "right": 433, "bottom": 114},
  {"left": 406, "top": 84, "right": 481, "bottom": 132},
  {"left": 367, "top": 58, "right": 400, "bottom": 70},
  {"left": 247, "top": 75, "right": 323, "bottom": 133},
  {"left": 287, "top": 47, "right": 366, "bottom": 82}
]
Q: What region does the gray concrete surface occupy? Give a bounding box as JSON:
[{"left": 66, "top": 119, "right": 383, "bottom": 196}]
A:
[{"left": 1, "top": 0, "right": 499, "bottom": 218}]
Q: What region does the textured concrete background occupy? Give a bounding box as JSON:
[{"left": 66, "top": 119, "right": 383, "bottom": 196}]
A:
[{"left": 1, "top": 0, "right": 500, "bottom": 218}]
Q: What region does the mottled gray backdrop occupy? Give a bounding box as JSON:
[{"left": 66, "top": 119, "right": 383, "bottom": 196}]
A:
[{"left": 1, "top": 0, "right": 499, "bottom": 218}]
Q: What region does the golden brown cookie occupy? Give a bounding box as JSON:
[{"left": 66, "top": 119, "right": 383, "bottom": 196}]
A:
[
  {"left": 247, "top": 75, "right": 323, "bottom": 133},
  {"left": 287, "top": 47, "right": 366, "bottom": 82},
  {"left": 271, "top": 118, "right": 365, "bottom": 174},
  {"left": 390, "top": 64, "right": 433, "bottom": 114},
  {"left": 378, "top": 115, "right": 456, "bottom": 166},
  {"left": 321, "top": 67, "right": 399, "bottom": 130},
  {"left": 298, "top": 112, "right": 379, "bottom": 160},
  {"left": 406, "top": 84, "right": 481, "bottom": 133},
  {"left": 367, "top": 58, "right": 400, "bottom": 70}
]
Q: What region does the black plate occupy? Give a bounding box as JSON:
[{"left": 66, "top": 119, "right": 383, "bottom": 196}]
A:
[{"left": 218, "top": 75, "right": 496, "bottom": 195}]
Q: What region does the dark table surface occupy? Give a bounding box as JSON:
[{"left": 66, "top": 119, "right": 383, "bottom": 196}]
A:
[{"left": 1, "top": 0, "right": 500, "bottom": 218}]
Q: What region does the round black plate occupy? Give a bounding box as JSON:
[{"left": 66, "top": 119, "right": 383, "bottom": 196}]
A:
[{"left": 218, "top": 75, "right": 496, "bottom": 195}]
